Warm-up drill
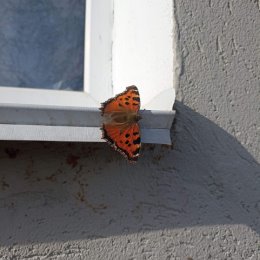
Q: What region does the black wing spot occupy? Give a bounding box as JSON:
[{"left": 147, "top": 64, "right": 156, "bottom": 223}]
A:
[
  {"left": 133, "top": 132, "right": 139, "bottom": 136},
  {"left": 119, "top": 103, "right": 123, "bottom": 107},
  {"left": 128, "top": 144, "right": 131, "bottom": 147},
  {"left": 125, "top": 102, "right": 130, "bottom": 105},
  {"left": 133, "top": 97, "right": 140, "bottom": 102},
  {"left": 133, "top": 137, "right": 141, "bottom": 145},
  {"left": 125, "top": 140, "right": 129, "bottom": 144},
  {"left": 125, "top": 98, "right": 129, "bottom": 101},
  {"left": 133, "top": 103, "right": 139, "bottom": 106},
  {"left": 127, "top": 96, "right": 131, "bottom": 98},
  {"left": 125, "top": 133, "right": 130, "bottom": 138}
]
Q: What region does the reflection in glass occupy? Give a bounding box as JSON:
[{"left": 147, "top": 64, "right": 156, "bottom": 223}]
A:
[{"left": 0, "top": 0, "right": 85, "bottom": 91}]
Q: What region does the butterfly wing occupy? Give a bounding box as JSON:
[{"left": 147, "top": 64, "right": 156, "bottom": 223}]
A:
[
  {"left": 102, "top": 122, "right": 141, "bottom": 162},
  {"left": 100, "top": 85, "right": 140, "bottom": 115}
]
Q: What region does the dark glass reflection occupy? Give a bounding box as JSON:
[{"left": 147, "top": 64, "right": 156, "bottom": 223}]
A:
[{"left": 0, "top": 0, "right": 85, "bottom": 91}]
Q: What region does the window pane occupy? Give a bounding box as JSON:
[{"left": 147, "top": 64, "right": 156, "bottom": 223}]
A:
[{"left": 0, "top": 0, "right": 85, "bottom": 91}]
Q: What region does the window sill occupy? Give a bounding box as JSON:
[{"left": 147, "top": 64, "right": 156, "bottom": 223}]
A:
[{"left": 0, "top": 104, "right": 174, "bottom": 144}]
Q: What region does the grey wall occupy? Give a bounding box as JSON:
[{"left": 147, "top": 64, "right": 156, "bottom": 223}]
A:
[
  {"left": 175, "top": 0, "right": 260, "bottom": 163},
  {"left": 0, "top": 0, "right": 259, "bottom": 259}
]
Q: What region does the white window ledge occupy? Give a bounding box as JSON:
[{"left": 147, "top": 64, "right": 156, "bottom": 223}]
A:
[{"left": 0, "top": 104, "right": 175, "bottom": 144}]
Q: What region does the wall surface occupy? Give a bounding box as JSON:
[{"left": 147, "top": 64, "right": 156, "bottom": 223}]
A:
[
  {"left": 175, "top": 0, "right": 260, "bottom": 163},
  {"left": 0, "top": 0, "right": 259, "bottom": 260}
]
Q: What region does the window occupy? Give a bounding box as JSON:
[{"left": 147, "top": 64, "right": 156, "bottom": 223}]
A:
[{"left": 0, "top": 0, "right": 176, "bottom": 144}]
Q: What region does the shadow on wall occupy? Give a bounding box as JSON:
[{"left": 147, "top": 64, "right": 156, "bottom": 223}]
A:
[{"left": 0, "top": 101, "right": 259, "bottom": 245}]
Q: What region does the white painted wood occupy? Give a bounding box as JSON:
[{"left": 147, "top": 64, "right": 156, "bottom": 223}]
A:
[
  {"left": 0, "top": 125, "right": 172, "bottom": 144},
  {"left": 0, "top": 104, "right": 175, "bottom": 129},
  {"left": 112, "top": 0, "right": 176, "bottom": 110},
  {"left": 0, "top": 87, "right": 99, "bottom": 107},
  {"left": 85, "top": 0, "right": 113, "bottom": 103}
]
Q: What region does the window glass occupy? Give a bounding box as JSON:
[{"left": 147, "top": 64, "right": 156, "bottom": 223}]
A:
[{"left": 0, "top": 0, "right": 85, "bottom": 91}]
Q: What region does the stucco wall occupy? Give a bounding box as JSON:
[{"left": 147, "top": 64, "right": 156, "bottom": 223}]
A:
[
  {"left": 0, "top": 0, "right": 259, "bottom": 259},
  {"left": 175, "top": 0, "right": 260, "bottom": 163}
]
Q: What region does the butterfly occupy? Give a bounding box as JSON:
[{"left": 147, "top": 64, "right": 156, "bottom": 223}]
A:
[{"left": 100, "top": 86, "right": 141, "bottom": 162}]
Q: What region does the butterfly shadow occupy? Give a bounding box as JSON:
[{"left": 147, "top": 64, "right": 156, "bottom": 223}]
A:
[{"left": 0, "top": 101, "right": 259, "bottom": 246}]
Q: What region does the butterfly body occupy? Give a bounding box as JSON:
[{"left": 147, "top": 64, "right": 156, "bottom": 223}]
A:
[
  {"left": 100, "top": 86, "right": 141, "bottom": 162},
  {"left": 103, "top": 110, "right": 141, "bottom": 132}
]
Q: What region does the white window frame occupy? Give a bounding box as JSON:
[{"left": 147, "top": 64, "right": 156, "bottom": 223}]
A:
[{"left": 0, "top": 0, "right": 177, "bottom": 145}]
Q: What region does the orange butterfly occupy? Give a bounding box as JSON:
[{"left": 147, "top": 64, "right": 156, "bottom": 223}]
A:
[{"left": 100, "top": 86, "right": 141, "bottom": 162}]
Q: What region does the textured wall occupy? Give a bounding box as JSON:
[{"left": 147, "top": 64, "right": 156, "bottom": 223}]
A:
[
  {"left": 175, "top": 0, "right": 260, "bottom": 162},
  {"left": 0, "top": 0, "right": 259, "bottom": 259}
]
